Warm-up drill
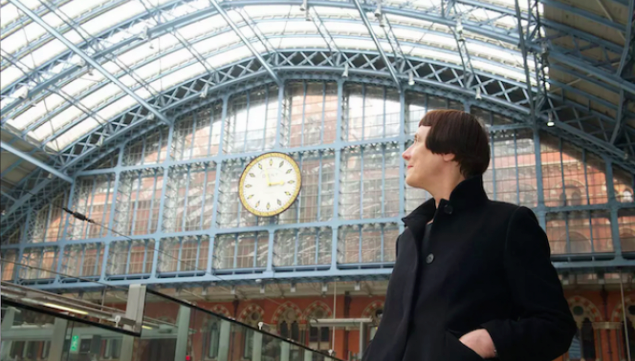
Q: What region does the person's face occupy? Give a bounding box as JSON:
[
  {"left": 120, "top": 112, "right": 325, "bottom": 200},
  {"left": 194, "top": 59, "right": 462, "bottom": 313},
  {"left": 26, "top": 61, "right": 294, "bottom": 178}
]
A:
[{"left": 402, "top": 126, "right": 447, "bottom": 189}]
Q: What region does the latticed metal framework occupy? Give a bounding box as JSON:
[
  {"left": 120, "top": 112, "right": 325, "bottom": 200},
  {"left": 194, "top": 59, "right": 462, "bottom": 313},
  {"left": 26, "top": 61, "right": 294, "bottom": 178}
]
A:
[{"left": 0, "top": 0, "right": 634, "bottom": 291}]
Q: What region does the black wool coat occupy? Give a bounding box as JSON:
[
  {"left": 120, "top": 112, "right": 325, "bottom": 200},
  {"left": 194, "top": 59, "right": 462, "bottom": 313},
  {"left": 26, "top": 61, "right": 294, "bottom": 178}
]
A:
[{"left": 363, "top": 176, "right": 576, "bottom": 361}]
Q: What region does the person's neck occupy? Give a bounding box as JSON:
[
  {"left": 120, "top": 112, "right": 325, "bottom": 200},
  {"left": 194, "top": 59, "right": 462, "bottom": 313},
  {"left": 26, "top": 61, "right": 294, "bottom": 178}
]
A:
[{"left": 430, "top": 173, "right": 466, "bottom": 209}]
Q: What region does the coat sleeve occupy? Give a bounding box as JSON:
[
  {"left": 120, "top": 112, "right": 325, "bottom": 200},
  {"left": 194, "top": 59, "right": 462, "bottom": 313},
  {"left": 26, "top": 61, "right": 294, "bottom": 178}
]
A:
[{"left": 481, "top": 206, "right": 577, "bottom": 361}]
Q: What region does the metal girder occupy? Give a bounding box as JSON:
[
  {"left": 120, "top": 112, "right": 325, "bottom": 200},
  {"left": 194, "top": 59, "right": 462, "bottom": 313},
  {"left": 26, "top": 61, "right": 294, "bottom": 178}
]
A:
[
  {"left": 352, "top": 0, "right": 401, "bottom": 91},
  {"left": 514, "top": 0, "right": 537, "bottom": 122},
  {"left": 2, "top": 49, "right": 634, "bottom": 237},
  {"left": 539, "top": 0, "right": 627, "bottom": 32},
  {"left": 207, "top": 0, "right": 282, "bottom": 86},
  {"left": 617, "top": 0, "right": 635, "bottom": 76},
  {"left": 4, "top": 19, "right": 536, "bottom": 135},
  {"left": 0, "top": 141, "right": 72, "bottom": 183},
  {"left": 307, "top": 6, "right": 340, "bottom": 55},
  {"left": 7, "top": 0, "right": 172, "bottom": 127},
  {"left": 443, "top": 1, "right": 476, "bottom": 89},
  {"left": 611, "top": 90, "right": 627, "bottom": 144},
  {"left": 2, "top": 0, "right": 628, "bottom": 121}
]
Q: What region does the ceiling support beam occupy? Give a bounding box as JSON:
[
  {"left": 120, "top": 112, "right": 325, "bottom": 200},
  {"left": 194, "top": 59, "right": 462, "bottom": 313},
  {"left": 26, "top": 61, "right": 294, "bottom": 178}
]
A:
[
  {"left": 0, "top": 141, "right": 72, "bottom": 183},
  {"left": 208, "top": 0, "right": 282, "bottom": 87},
  {"left": 8, "top": 0, "right": 172, "bottom": 126},
  {"left": 352, "top": 0, "right": 402, "bottom": 91},
  {"left": 617, "top": 0, "right": 635, "bottom": 76},
  {"left": 611, "top": 90, "right": 626, "bottom": 144}
]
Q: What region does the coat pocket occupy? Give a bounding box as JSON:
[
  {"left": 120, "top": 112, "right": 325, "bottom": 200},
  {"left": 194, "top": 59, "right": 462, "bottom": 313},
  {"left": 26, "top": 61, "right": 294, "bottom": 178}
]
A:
[{"left": 444, "top": 330, "right": 484, "bottom": 361}]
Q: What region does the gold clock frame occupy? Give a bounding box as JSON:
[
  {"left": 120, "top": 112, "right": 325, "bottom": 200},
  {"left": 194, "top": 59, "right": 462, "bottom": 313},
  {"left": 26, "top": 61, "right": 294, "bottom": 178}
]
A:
[{"left": 238, "top": 152, "right": 302, "bottom": 217}]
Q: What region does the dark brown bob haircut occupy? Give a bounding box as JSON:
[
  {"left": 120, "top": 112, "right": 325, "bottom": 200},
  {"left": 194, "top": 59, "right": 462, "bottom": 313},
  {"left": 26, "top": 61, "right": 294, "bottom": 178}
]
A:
[{"left": 419, "top": 109, "right": 490, "bottom": 178}]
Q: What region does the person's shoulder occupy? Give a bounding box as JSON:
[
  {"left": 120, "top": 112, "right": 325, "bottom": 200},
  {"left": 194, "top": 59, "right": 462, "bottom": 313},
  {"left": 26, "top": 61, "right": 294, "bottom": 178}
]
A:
[{"left": 484, "top": 199, "right": 523, "bottom": 214}]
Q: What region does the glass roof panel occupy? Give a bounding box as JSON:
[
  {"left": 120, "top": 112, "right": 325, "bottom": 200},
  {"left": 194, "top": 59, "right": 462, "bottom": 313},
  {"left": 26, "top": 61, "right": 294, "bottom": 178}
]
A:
[
  {"left": 149, "top": 63, "right": 206, "bottom": 92},
  {"left": 80, "top": 2, "right": 147, "bottom": 36},
  {"left": 0, "top": 66, "right": 24, "bottom": 92},
  {"left": 207, "top": 46, "right": 252, "bottom": 68},
  {"left": 0, "top": 0, "right": 547, "bottom": 156},
  {"left": 94, "top": 95, "right": 137, "bottom": 125},
  {"left": 50, "top": 117, "right": 101, "bottom": 151},
  {"left": 0, "top": 3, "right": 22, "bottom": 29},
  {"left": 31, "top": 105, "right": 84, "bottom": 141},
  {"left": 6, "top": 93, "right": 64, "bottom": 131}
]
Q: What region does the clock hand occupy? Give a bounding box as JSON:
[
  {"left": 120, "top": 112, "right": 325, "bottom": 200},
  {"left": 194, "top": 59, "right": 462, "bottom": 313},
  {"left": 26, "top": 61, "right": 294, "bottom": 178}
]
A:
[{"left": 265, "top": 169, "right": 272, "bottom": 186}]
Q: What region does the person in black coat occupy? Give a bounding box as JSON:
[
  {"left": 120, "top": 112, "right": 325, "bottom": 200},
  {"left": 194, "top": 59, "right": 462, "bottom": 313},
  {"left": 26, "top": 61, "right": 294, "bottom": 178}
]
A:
[{"left": 363, "top": 110, "right": 576, "bottom": 361}]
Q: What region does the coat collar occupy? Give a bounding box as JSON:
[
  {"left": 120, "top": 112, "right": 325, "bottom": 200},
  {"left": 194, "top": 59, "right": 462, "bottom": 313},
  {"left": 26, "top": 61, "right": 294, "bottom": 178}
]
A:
[{"left": 401, "top": 175, "right": 488, "bottom": 238}]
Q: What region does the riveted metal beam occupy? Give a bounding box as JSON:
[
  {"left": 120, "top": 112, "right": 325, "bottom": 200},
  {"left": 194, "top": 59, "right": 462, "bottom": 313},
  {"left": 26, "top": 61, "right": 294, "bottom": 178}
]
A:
[
  {"left": 208, "top": 0, "right": 282, "bottom": 87},
  {"left": 8, "top": 0, "right": 172, "bottom": 127},
  {"left": 0, "top": 141, "right": 72, "bottom": 183},
  {"left": 352, "top": 0, "right": 402, "bottom": 91}
]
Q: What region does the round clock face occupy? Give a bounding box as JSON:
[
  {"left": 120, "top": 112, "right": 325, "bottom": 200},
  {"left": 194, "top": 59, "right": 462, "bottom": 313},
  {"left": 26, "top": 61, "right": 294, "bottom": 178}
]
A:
[{"left": 238, "top": 152, "right": 302, "bottom": 217}]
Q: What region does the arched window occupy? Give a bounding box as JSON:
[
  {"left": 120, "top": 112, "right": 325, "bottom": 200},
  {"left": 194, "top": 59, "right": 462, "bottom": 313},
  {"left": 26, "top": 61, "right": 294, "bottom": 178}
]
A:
[
  {"left": 569, "top": 232, "right": 591, "bottom": 254},
  {"left": 568, "top": 305, "right": 597, "bottom": 361},
  {"left": 307, "top": 307, "right": 330, "bottom": 352}
]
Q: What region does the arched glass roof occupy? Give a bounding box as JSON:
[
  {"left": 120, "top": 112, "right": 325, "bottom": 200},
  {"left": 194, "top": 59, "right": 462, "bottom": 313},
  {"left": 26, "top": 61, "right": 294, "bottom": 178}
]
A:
[{"left": 0, "top": 0, "right": 633, "bottom": 226}]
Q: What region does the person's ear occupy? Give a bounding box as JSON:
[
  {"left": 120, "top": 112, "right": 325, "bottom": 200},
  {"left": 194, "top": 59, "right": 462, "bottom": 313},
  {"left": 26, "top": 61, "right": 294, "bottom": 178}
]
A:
[{"left": 441, "top": 153, "right": 456, "bottom": 162}]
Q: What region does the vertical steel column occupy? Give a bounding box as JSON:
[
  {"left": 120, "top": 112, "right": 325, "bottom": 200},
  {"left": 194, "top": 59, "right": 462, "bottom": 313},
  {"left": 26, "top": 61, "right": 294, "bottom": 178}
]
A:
[
  {"left": 174, "top": 305, "right": 192, "bottom": 361},
  {"left": 514, "top": 132, "right": 520, "bottom": 204},
  {"left": 84, "top": 178, "right": 98, "bottom": 239},
  {"left": 491, "top": 133, "right": 497, "bottom": 200},
  {"left": 605, "top": 157, "right": 623, "bottom": 259},
  {"left": 399, "top": 91, "right": 406, "bottom": 233},
  {"left": 208, "top": 95, "right": 229, "bottom": 275},
  {"left": 200, "top": 165, "right": 209, "bottom": 229},
  {"left": 582, "top": 150, "right": 591, "bottom": 204},
  {"left": 151, "top": 123, "right": 175, "bottom": 279},
  {"left": 101, "top": 145, "right": 125, "bottom": 281},
  {"left": 252, "top": 331, "right": 263, "bottom": 361},
  {"left": 190, "top": 113, "right": 198, "bottom": 159},
  {"left": 48, "top": 317, "right": 69, "bottom": 361},
  {"left": 130, "top": 172, "right": 143, "bottom": 235},
  {"left": 147, "top": 170, "right": 159, "bottom": 234},
  {"left": 182, "top": 166, "right": 192, "bottom": 231},
  {"left": 533, "top": 126, "right": 546, "bottom": 229},
  {"left": 302, "top": 81, "right": 307, "bottom": 146},
  {"left": 217, "top": 320, "right": 232, "bottom": 361},
  {"left": 331, "top": 80, "right": 344, "bottom": 270},
  {"left": 56, "top": 179, "right": 77, "bottom": 282}
]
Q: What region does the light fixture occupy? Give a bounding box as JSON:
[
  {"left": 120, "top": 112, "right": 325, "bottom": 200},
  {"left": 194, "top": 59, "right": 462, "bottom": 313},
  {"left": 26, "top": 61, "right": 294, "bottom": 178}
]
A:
[
  {"left": 149, "top": 41, "right": 154, "bottom": 50},
  {"left": 142, "top": 325, "right": 153, "bottom": 330},
  {"left": 342, "top": 63, "right": 349, "bottom": 78},
  {"left": 300, "top": 0, "right": 308, "bottom": 11},
  {"left": 547, "top": 112, "right": 554, "bottom": 127},
  {"left": 260, "top": 284, "right": 266, "bottom": 294},
  {"left": 42, "top": 303, "right": 88, "bottom": 315},
  {"left": 230, "top": 286, "right": 236, "bottom": 295},
  {"left": 305, "top": 9, "right": 311, "bottom": 21},
  {"left": 199, "top": 84, "right": 209, "bottom": 98},
  {"left": 321, "top": 283, "right": 328, "bottom": 293},
  {"left": 456, "top": 19, "right": 464, "bottom": 34},
  {"left": 290, "top": 284, "right": 296, "bottom": 293},
  {"left": 475, "top": 87, "right": 482, "bottom": 100},
  {"left": 374, "top": 3, "right": 382, "bottom": 19},
  {"left": 408, "top": 71, "right": 414, "bottom": 86},
  {"left": 147, "top": 113, "right": 155, "bottom": 121},
  {"left": 379, "top": 16, "right": 387, "bottom": 28},
  {"left": 354, "top": 281, "right": 361, "bottom": 291}
]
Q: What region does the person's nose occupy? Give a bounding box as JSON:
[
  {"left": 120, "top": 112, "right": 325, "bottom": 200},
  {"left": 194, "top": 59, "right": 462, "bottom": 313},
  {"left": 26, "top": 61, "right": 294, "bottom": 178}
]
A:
[{"left": 402, "top": 145, "right": 412, "bottom": 162}]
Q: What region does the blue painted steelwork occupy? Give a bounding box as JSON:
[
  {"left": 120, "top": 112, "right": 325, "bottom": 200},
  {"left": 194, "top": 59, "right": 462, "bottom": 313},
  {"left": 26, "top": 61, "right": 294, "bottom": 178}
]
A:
[
  {"left": 7, "top": 0, "right": 172, "bottom": 127},
  {"left": 208, "top": 0, "right": 282, "bottom": 87},
  {"left": 1, "top": 79, "right": 631, "bottom": 291},
  {"left": 0, "top": 141, "right": 72, "bottom": 183},
  {"left": 1, "top": 66, "right": 632, "bottom": 242},
  {"left": 352, "top": 0, "right": 401, "bottom": 91}
]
